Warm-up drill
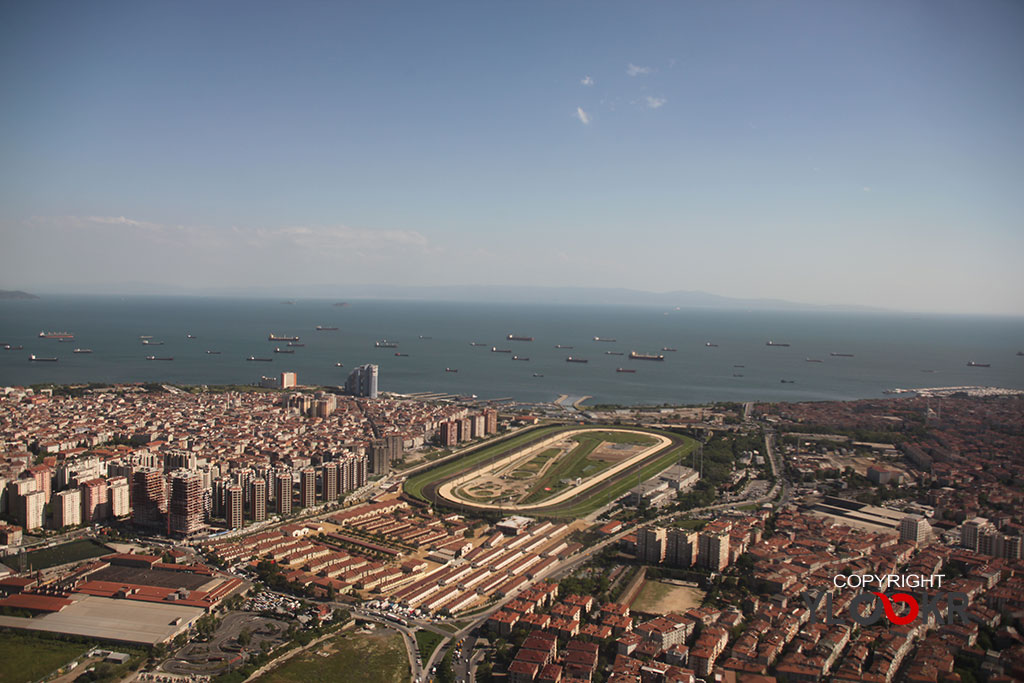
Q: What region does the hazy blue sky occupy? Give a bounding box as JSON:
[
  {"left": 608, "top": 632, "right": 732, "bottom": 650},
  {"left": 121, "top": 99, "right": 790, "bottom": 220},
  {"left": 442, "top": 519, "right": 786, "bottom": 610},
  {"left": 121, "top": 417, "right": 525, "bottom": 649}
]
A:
[{"left": 1, "top": 1, "right": 1022, "bottom": 314}]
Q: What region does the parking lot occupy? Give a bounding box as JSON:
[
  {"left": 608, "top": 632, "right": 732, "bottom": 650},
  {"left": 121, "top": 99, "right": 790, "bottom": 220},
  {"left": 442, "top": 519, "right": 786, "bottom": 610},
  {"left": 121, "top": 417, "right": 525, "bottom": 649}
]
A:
[{"left": 161, "top": 612, "right": 288, "bottom": 677}]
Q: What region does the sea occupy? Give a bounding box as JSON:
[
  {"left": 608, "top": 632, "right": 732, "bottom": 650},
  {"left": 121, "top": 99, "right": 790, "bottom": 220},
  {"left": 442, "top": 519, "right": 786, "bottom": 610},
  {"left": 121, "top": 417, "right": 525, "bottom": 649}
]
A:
[{"left": 1, "top": 296, "right": 1022, "bottom": 406}]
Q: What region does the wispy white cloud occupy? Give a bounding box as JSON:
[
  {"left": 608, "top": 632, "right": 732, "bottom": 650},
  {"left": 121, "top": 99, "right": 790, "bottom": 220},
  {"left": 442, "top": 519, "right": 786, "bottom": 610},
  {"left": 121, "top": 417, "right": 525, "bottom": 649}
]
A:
[
  {"left": 863, "top": 186, "right": 872, "bottom": 192},
  {"left": 575, "top": 107, "right": 591, "bottom": 125},
  {"left": 627, "top": 63, "right": 652, "bottom": 77},
  {"left": 274, "top": 224, "right": 431, "bottom": 251},
  {"left": 580, "top": 75, "right": 594, "bottom": 86},
  {"left": 645, "top": 96, "right": 666, "bottom": 109},
  {"left": 29, "top": 215, "right": 434, "bottom": 254},
  {"left": 31, "top": 214, "right": 162, "bottom": 230}
]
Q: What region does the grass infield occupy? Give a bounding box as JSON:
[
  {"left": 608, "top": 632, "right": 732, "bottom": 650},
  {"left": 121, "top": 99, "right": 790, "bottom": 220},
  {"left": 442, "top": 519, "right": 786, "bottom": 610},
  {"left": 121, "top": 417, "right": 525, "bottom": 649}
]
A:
[{"left": 405, "top": 425, "right": 695, "bottom": 518}]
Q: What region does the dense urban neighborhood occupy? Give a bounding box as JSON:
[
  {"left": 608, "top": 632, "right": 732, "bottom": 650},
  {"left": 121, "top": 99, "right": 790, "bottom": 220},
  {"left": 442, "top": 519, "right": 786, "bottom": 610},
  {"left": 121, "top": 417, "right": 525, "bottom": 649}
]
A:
[{"left": 1, "top": 382, "right": 1023, "bottom": 682}]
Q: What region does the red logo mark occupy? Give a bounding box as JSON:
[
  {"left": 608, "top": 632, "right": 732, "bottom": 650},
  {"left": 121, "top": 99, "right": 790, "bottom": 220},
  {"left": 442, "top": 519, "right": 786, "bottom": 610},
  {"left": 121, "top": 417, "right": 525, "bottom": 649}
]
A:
[{"left": 871, "top": 592, "right": 920, "bottom": 625}]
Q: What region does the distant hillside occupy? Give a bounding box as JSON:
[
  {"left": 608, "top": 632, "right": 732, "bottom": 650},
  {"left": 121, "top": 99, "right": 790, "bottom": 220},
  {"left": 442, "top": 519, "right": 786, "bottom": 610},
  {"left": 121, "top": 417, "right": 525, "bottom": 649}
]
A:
[
  {"left": 201, "top": 283, "right": 889, "bottom": 313},
  {"left": 0, "top": 290, "right": 38, "bottom": 300}
]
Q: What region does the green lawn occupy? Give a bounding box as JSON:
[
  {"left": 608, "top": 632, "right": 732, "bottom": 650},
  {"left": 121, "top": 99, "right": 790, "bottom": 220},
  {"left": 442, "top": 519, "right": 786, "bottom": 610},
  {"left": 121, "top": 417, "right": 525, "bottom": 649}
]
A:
[
  {"left": 404, "top": 425, "right": 567, "bottom": 501},
  {"left": 522, "top": 436, "right": 605, "bottom": 503},
  {"left": 24, "top": 539, "right": 110, "bottom": 570},
  {"left": 522, "top": 431, "right": 662, "bottom": 505},
  {"left": 0, "top": 632, "right": 90, "bottom": 683},
  {"left": 415, "top": 629, "right": 445, "bottom": 661},
  {"left": 547, "top": 439, "right": 697, "bottom": 518},
  {"left": 407, "top": 424, "right": 695, "bottom": 520},
  {"left": 673, "top": 518, "right": 708, "bottom": 530},
  {"left": 255, "top": 631, "right": 407, "bottom": 683},
  {"left": 582, "top": 431, "right": 657, "bottom": 445}
]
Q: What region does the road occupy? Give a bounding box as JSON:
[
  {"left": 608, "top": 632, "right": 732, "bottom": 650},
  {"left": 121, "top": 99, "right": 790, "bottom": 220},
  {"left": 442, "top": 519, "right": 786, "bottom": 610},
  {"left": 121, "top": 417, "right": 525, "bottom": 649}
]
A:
[{"left": 421, "top": 422, "right": 790, "bottom": 681}]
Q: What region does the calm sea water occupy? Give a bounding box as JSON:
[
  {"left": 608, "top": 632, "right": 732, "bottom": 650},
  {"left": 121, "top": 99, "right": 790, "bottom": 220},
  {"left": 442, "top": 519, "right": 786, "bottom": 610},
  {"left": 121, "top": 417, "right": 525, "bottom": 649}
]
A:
[{"left": 1, "top": 296, "right": 1022, "bottom": 405}]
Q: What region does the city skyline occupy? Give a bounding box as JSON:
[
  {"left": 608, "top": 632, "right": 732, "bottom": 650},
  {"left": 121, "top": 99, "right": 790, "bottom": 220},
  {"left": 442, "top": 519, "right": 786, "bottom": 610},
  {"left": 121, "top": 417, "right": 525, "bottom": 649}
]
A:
[{"left": 2, "top": 1, "right": 1023, "bottom": 315}]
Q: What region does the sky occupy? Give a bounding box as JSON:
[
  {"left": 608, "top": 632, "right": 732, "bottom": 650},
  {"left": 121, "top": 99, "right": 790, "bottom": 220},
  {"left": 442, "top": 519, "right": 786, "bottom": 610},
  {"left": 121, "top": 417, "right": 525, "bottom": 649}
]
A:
[{"left": 1, "top": 1, "right": 1022, "bottom": 314}]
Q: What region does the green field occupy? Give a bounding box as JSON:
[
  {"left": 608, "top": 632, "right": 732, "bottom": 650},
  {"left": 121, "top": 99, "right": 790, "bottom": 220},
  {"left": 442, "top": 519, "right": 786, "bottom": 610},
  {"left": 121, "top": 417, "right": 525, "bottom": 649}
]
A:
[
  {"left": 24, "top": 539, "right": 110, "bottom": 570},
  {"left": 408, "top": 424, "right": 694, "bottom": 519},
  {"left": 0, "top": 632, "right": 90, "bottom": 683},
  {"left": 255, "top": 631, "right": 407, "bottom": 683},
  {"left": 511, "top": 448, "right": 560, "bottom": 477},
  {"left": 404, "top": 425, "right": 566, "bottom": 501},
  {"left": 414, "top": 629, "right": 444, "bottom": 662},
  {"left": 518, "top": 430, "right": 661, "bottom": 504},
  {"left": 521, "top": 436, "right": 605, "bottom": 503},
  {"left": 545, "top": 439, "right": 696, "bottom": 518}
]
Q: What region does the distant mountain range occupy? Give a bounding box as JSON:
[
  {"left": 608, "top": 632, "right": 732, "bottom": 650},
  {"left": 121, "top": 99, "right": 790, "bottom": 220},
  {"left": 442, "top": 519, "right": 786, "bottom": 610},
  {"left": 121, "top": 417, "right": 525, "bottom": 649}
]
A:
[
  {"left": 0, "top": 289, "right": 39, "bottom": 300},
  {"left": 25, "top": 282, "right": 887, "bottom": 312}
]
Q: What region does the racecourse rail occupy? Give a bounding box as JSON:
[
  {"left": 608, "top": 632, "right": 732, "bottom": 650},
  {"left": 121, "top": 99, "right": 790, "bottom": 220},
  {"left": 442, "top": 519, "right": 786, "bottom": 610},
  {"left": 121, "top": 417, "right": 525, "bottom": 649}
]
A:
[{"left": 406, "top": 424, "right": 693, "bottom": 517}]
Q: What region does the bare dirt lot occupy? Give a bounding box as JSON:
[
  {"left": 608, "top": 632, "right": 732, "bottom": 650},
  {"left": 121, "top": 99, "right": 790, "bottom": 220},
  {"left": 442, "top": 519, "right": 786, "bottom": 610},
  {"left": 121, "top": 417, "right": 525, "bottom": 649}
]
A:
[{"left": 631, "top": 580, "right": 706, "bottom": 614}]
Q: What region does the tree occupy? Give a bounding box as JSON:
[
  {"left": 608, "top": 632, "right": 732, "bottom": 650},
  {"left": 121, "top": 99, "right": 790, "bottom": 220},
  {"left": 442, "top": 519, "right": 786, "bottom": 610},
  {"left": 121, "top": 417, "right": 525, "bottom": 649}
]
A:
[{"left": 238, "top": 628, "right": 251, "bottom": 647}]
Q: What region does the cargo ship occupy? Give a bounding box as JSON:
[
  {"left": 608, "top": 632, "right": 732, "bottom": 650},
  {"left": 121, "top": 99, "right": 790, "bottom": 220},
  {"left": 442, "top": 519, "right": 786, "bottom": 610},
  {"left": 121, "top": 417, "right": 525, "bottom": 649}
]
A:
[
  {"left": 146, "top": 356, "right": 174, "bottom": 361},
  {"left": 335, "top": 362, "right": 344, "bottom": 367},
  {"left": 38, "top": 331, "right": 74, "bottom": 339},
  {"left": 287, "top": 342, "right": 304, "bottom": 347},
  {"left": 206, "top": 350, "right": 221, "bottom": 355},
  {"left": 629, "top": 351, "right": 664, "bottom": 361},
  {"left": 967, "top": 361, "right": 990, "bottom": 368},
  {"left": 73, "top": 348, "right": 92, "bottom": 354},
  {"left": 492, "top": 347, "right": 512, "bottom": 353},
  {"left": 4, "top": 344, "right": 24, "bottom": 350},
  {"left": 269, "top": 334, "right": 300, "bottom": 342},
  {"left": 470, "top": 342, "right": 487, "bottom": 347},
  {"left": 419, "top": 335, "right": 432, "bottom": 339},
  {"left": 616, "top": 367, "right": 636, "bottom": 373},
  {"left": 555, "top": 344, "right": 574, "bottom": 349},
  {"left": 375, "top": 340, "right": 398, "bottom": 348},
  {"left": 830, "top": 352, "right": 854, "bottom": 357},
  {"left": 593, "top": 337, "right": 616, "bottom": 342},
  {"left": 566, "top": 356, "right": 588, "bottom": 363},
  {"left": 186, "top": 334, "right": 196, "bottom": 339},
  {"left": 512, "top": 355, "right": 529, "bottom": 361},
  {"left": 247, "top": 356, "right": 272, "bottom": 361},
  {"left": 662, "top": 347, "right": 677, "bottom": 352},
  {"left": 316, "top": 326, "right": 338, "bottom": 331},
  {"left": 805, "top": 358, "right": 823, "bottom": 363},
  {"left": 29, "top": 354, "right": 58, "bottom": 362},
  {"left": 274, "top": 347, "right": 295, "bottom": 354},
  {"left": 446, "top": 367, "right": 458, "bottom": 372},
  {"left": 507, "top": 334, "right": 534, "bottom": 342},
  {"left": 394, "top": 352, "right": 408, "bottom": 357},
  {"left": 532, "top": 373, "right": 544, "bottom": 377},
  {"left": 605, "top": 351, "right": 624, "bottom": 356},
  {"left": 780, "top": 379, "right": 795, "bottom": 383},
  {"left": 766, "top": 341, "right": 790, "bottom": 347},
  {"left": 141, "top": 340, "right": 164, "bottom": 345},
  {"left": 139, "top": 335, "right": 153, "bottom": 340},
  {"left": 705, "top": 342, "right": 718, "bottom": 347}
]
